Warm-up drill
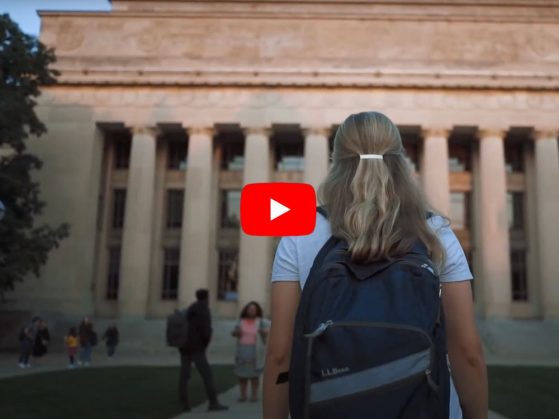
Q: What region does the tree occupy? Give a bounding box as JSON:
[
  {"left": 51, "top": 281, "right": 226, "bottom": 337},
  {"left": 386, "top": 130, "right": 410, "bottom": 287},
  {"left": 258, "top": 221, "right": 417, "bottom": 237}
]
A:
[{"left": 0, "top": 14, "right": 70, "bottom": 297}]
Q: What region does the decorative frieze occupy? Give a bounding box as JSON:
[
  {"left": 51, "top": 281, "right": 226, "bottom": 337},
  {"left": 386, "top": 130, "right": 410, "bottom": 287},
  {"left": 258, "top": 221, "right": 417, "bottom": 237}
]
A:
[{"left": 37, "top": 88, "right": 559, "bottom": 114}]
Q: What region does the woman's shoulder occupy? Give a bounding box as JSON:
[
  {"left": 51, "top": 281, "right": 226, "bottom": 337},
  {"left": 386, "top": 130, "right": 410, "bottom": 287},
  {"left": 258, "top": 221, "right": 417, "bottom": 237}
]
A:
[
  {"left": 426, "top": 215, "right": 456, "bottom": 246},
  {"left": 426, "top": 214, "right": 448, "bottom": 229},
  {"left": 281, "top": 211, "right": 332, "bottom": 248}
]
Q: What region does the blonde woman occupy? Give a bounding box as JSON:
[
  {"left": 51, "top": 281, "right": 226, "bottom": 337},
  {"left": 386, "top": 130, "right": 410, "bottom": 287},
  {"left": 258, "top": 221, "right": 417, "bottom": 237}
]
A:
[{"left": 263, "top": 112, "right": 488, "bottom": 419}]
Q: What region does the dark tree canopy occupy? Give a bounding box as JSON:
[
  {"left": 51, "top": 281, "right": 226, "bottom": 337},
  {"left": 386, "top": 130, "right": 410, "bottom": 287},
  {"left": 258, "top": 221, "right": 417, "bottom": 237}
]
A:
[{"left": 0, "top": 14, "right": 70, "bottom": 297}]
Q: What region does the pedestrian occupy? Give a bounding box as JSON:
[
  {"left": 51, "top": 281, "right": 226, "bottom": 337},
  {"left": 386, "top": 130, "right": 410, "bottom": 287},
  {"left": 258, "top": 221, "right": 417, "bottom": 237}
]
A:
[
  {"left": 17, "top": 327, "right": 34, "bottom": 368},
  {"left": 102, "top": 323, "right": 119, "bottom": 358},
  {"left": 78, "top": 317, "right": 97, "bottom": 366},
  {"left": 33, "top": 319, "right": 51, "bottom": 359},
  {"left": 178, "top": 289, "right": 228, "bottom": 412},
  {"left": 65, "top": 327, "right": 79, "bottom": 368},
  {"left": 263, "top": 112, "right": 488, "bottom": 419},
  {"left": 232, "top": 302, "right": 270, "bottom": 402}
]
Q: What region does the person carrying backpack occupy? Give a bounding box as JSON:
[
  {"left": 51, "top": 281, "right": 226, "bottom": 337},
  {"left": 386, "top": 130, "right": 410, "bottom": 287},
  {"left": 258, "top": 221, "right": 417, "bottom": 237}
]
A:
[
  {"left": 177, "top": 289, "right": 228, "bottom": 413},
  {"left": 263, "top": 112, "right": 488, "bottom": 419}
]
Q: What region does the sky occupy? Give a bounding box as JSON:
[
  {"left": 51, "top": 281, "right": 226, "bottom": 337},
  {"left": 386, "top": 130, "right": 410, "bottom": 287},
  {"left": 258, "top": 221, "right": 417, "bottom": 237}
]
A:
[{"left": 2, "top": 0, "right": 111, "bottom": 36}]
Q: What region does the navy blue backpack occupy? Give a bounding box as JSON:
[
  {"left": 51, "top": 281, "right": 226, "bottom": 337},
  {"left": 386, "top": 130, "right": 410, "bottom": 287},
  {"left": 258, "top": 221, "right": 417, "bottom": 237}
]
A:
[{"left": 289, "top": 208, "right": 450, "bottom": 419}]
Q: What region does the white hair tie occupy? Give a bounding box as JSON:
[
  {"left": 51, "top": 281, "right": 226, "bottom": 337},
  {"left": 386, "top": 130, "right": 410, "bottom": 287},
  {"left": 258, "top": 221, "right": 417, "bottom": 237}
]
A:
[{"left": 359, "top": 154, "right": 383, "bottom": 160}]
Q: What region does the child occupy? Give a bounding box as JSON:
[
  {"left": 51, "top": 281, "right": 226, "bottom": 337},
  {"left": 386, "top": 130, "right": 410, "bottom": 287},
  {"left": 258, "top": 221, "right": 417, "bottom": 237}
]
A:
[
  {"left": 65, "top": 327, "right": 79, "bottom": 368},
  {"left": 18, "top": 327, "right": 34, "bottom": 368},
  {"left": 102, "top": 323, "right": 119, "bottom": 358}
]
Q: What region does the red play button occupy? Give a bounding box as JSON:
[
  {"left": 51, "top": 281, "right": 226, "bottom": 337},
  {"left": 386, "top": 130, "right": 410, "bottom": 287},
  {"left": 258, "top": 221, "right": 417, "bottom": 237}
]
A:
[{"left": 240, "top": 183, "right": 316, "bottom": 236}]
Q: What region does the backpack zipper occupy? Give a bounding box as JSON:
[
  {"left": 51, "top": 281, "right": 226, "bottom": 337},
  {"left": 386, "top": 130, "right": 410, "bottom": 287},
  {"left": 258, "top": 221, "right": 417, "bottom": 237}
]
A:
[
  {"left": 304, "top": 320, "right": 435, "bottom": 347},
  {"left": 304, "top": 320, "right": 334, "bottom": 338}
]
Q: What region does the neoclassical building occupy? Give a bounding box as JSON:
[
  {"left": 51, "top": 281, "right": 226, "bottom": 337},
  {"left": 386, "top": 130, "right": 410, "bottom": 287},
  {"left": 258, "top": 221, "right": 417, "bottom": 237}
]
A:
[{"left": 3, "top": 0, "right": 559, "bottom": 320}]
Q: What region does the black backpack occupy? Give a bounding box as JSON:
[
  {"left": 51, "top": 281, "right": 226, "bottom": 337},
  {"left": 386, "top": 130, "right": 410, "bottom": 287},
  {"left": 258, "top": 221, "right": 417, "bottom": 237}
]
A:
[
  {"left": 289, "top": 208, "right": 450, "bottom": 419},
  {"left": 166, "top": 309, "right": 189, "bottom": 348}
]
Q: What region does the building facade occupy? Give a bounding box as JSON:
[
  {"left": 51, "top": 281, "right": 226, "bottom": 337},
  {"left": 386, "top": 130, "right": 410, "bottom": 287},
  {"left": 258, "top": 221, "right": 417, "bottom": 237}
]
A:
[{"left": 3, "top": 0, "right": 559, "bottom": 320}]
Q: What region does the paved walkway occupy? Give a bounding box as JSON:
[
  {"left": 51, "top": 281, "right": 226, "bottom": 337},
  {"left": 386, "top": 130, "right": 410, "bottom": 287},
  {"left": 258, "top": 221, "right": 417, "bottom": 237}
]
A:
[{"left": 173, "top": 385, "right": 261, "bottom": 419}]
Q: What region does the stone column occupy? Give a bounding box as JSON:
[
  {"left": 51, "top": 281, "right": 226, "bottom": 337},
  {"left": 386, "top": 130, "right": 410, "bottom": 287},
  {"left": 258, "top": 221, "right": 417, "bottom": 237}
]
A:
[
  {"left": 421, "top": 128, "right": 450, "bottom": 216},
  {"left": 533, "top": 129, "right": 559, "bottom": 319},
  {"left": 478, "top": 129, "right": 512, "bottom": 318},
  {"left": 119, "top": 126, "right": 158, "bottom": 317},
  {"left": 178, "top": 127, "right": 215, "bottom": 307},
  {"left": 303, "top": 127, "right": 330, "bottom": 194},
  {"left": 238, "top": 127, "right": 272, "bottom": 311}
]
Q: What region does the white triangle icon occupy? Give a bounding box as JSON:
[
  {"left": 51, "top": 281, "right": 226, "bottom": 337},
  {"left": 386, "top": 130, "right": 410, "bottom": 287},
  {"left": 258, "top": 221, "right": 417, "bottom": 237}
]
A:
[{"left": 270, "top": 198, "right": 291, "bottom": 221}]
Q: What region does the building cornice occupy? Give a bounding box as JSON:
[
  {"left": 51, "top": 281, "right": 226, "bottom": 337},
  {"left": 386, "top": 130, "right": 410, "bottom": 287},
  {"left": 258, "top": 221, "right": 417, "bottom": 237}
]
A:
[
  {"left": 38, "top": 9, "right": 559, "bottom": 24},
  {"left": 52, "top": 68, "right": 559, "bottom": 90}
]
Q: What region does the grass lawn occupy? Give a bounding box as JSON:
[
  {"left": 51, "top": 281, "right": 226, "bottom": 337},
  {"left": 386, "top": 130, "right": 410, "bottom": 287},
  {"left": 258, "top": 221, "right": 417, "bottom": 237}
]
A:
[
  {"left": 1, "top": 365, "right": 557, "bottom": 418},
  {"left": 0, "top": 365, "right": 236, "bottom": 419},
  {"left": 488, "top": 366, "right": 559, "bottom": 419}
]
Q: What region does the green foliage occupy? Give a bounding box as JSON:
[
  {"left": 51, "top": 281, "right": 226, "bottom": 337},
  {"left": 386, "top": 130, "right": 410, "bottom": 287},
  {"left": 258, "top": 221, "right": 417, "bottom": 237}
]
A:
[{"left": 0, "top": 14, "right": 69, "bottom": 297}]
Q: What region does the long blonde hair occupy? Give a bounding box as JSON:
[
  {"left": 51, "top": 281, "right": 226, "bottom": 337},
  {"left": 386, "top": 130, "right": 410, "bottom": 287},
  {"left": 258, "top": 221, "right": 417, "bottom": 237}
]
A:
[{"left": 318, "top": 111, "right": 444, "bottom": 266}]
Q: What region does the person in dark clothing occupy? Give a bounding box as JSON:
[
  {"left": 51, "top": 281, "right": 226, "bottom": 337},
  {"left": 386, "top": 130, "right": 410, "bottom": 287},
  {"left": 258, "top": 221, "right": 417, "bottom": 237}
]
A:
[
  {"left": 78, "top": 317, "right": 97, "bottom": 366},
  {"left": 33, "top": 320, "right": 51, "bottom": 358},
  {"left": 17, "top": 327, "right": 34, "bottom": 368},
  {"left": 178, "top": 289, "right": 228, "bottom": 412},
  {"left": 102, "top": 323, "right": 119, "bottom": 358}
]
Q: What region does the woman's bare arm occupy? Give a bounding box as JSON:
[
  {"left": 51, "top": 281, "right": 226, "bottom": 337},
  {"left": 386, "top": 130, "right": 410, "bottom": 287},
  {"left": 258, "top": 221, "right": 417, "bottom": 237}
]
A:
[
  {"left": 442, "top": 281, "right": 488, "bottom": 419},
  {"left": 263, "top": 281, "right": 301, "bottom": 419}
]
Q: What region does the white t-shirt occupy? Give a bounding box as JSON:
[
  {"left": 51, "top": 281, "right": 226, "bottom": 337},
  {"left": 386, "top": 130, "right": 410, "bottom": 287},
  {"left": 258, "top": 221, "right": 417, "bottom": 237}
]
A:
[
  {"left": 272, "top": 213, "right": 472, "bottom": 287},
  {"left": 271, "top": 213, "right": 472, "bottom": 419}
]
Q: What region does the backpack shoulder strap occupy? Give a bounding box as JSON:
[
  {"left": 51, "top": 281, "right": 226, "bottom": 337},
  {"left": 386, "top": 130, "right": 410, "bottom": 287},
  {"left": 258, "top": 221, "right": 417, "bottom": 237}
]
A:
[
  {"left": 312, "top": 205, "right": 336, "bottom": 267},
  {"left": 316, "top": 206, "right": 328, "bottom": 219},
  {"left": 311, "top": 235, "right": 338, "bottom": 271},
  {"left": 302, "top": 207, "right": 339, "bottom": 291}
]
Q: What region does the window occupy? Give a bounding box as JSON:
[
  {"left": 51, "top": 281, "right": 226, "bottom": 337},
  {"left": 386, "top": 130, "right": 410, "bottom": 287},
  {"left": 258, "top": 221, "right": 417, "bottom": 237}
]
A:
[
  {"left": 507, "top": 192, "right": 524, "bottom": 231},
  {"left": 505, "top": 142, "right": 524, "bottom": 173},
  {"left": 221, "top": 190, "right": 241, "bottom": 228},
  {"left": 403, "top": 142, "right": 421, "bottom": 172},
  {"left": 274, "top": 132, "right": 304, "bottom": 171},
  {"left": 450, "top": 192, "right": 471, "bottom": 230},
  {"left": 168, "top": 140, "right": 188, "bottom": 170},
  {"left": 97, "top": 194, "right": 104, "bottom": 231},
  {"left": 114, "top": 138, "right": 131, "bottom": 169},
  {"left": 449, "top": 143, "right": 472, "bottom": 172},
  {"left": 218, "top": 250, "right": 239, "bottom": 301},
  {"left": 221, "top": 140, "right": 244, "bottom": 170},
  {"left": 106, "top": 247, "right": 121, "bottom": 300},
  {"left": 166, "top": 189, "right": 184, "bottom": 229},
  {"left": 511, "top": 250, "right": 528, "bottom": 301},
  {"left": 112, "top": 189, "right": 127, "bottom": 229},
  {"left": 162, "top": 248, "right": 179, "bottom": 300},
  {"left": 328, "top": 128, "right": 337, "bottom": 157}
]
